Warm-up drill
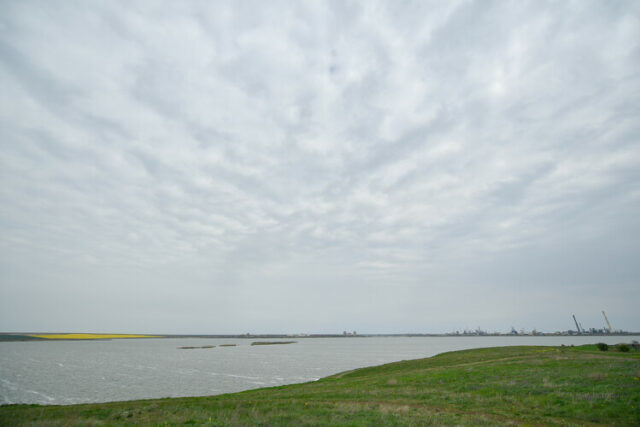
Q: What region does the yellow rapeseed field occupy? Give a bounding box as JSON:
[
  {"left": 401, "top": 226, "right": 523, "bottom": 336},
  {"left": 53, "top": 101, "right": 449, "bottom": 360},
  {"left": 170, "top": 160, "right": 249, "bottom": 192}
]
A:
[{"left": 29, "top": 333, "right": 159, "bottom": 340}]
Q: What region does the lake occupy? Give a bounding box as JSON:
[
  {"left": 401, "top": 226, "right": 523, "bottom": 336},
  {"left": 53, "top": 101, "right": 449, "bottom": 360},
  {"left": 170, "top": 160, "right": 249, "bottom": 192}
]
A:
[{"left": 1, "top": 335, "right": 638, "bottom": 405}]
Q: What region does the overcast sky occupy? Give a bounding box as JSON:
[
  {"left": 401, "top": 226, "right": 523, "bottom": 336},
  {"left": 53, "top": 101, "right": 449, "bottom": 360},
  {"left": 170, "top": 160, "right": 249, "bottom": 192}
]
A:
[{"left": 1, "top": 1, "right": 639, "bottom": 335}]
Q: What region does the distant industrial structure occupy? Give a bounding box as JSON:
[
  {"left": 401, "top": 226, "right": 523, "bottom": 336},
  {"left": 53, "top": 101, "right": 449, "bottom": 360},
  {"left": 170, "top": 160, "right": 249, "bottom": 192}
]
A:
[
  {"left": 573, "top": 314, "right": 582, "bottom": 334},
  {"left": 444, "top": 311, "right": 633, "bottom": 337},
  {"left": 602, "top": 311, "right": 613, "bottom": 333},
  {"left": 567, "top": 311, "right": 623, "bottom": 335}
]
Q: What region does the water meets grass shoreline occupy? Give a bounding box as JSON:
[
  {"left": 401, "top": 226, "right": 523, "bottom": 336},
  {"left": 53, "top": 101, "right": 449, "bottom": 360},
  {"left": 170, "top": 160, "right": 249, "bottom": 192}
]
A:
[{"left": 1, "top": 344, "right": 638, "bottom": 425}]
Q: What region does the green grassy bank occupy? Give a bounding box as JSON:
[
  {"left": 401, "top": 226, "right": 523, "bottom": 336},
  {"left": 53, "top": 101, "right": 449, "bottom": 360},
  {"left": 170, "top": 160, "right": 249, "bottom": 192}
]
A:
[{"left": 1, "top": 345, "right": 639, "bottom": 425}]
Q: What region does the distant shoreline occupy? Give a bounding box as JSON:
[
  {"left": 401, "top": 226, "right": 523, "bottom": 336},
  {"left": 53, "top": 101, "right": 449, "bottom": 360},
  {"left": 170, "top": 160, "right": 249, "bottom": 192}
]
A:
[{"left": 1, "top": 332, "right": 639, "bottom": 342}]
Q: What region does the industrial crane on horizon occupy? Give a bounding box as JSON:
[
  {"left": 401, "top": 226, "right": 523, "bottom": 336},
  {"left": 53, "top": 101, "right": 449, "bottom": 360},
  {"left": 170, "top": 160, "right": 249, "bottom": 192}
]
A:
[
  {"left": 602, "top": 311, "right": 613, "bottom": 333},
  {"left": 572, "top": 314, "right": 582, "bottom": 334}
]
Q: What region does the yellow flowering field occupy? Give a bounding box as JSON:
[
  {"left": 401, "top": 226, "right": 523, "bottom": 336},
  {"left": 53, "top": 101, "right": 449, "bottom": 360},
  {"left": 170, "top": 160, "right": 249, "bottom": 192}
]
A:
[{"left": 29, "top": 333, "right": 160, "bottom": 340}]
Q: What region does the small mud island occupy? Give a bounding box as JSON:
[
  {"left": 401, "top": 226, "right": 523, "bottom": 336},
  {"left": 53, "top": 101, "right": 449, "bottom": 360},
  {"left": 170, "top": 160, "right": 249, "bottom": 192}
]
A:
[
  {"left": 251, "top": 341, "right": 297, "bottom": 346},
  {"left": 178, "top": 345, "right": 215, "bottom": 350}
]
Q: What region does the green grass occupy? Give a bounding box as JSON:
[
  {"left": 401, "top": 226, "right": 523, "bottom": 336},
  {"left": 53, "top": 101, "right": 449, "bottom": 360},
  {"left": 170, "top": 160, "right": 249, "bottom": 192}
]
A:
[{"left": 1, "top": 345, "right": 639, "bottom": 425}]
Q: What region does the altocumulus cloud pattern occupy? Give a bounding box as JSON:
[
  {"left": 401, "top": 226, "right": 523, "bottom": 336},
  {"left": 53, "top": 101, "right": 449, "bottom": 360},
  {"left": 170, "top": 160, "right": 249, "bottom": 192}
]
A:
[{"left": 0, "top": 1, "right": 639, "bottom": 334}]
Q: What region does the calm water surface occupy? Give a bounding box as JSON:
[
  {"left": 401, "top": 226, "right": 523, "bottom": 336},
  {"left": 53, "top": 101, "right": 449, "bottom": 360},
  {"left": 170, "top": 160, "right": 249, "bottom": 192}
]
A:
[{"left": 1, "top": 335, "right": 638, "bottom": 405}]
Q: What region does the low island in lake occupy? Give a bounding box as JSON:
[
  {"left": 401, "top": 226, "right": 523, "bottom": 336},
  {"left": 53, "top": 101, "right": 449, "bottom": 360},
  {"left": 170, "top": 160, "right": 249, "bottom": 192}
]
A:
[{"left": 251, "top": 341, "right": 297, "bottom": 346}]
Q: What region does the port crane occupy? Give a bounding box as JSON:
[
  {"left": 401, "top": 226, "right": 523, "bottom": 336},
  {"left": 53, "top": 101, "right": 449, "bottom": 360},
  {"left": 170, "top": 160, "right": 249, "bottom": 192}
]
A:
[
  {"left": 572, "top": 314, "right": 582, "bottom": 334},
  {"left": 602, "top": 311, "right": 613, "bottom": 333}
]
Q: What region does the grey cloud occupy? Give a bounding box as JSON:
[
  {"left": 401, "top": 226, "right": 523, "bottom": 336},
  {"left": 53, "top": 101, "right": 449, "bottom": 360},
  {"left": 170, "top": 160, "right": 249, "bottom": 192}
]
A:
[{"left": 1, "top": 0, "right": 639, "bottom": 334}]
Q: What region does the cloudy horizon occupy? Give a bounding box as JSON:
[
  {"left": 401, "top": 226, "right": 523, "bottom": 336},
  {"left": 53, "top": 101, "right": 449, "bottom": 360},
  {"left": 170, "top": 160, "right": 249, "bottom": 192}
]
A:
[{"left": 1, "top": 1, "right": 639, "bottom": 334}]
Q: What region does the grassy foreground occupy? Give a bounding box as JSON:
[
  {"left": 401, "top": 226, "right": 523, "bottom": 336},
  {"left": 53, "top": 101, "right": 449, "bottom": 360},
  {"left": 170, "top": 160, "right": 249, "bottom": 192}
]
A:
[{"left": 1, "top": 345, "right": 639, "bottom": 426}]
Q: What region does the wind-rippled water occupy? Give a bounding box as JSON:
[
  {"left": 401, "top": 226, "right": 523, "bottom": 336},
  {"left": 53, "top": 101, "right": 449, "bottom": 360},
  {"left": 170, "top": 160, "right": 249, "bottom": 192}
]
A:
[{"left": 1, "top": 335, "right": 637, "bottom": 405}]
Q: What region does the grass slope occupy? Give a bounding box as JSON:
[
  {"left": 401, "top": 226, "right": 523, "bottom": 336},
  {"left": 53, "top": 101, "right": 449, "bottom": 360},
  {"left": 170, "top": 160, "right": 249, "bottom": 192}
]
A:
[{"left": 1, "top": 345, "right": 639, "bottom": 426}]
